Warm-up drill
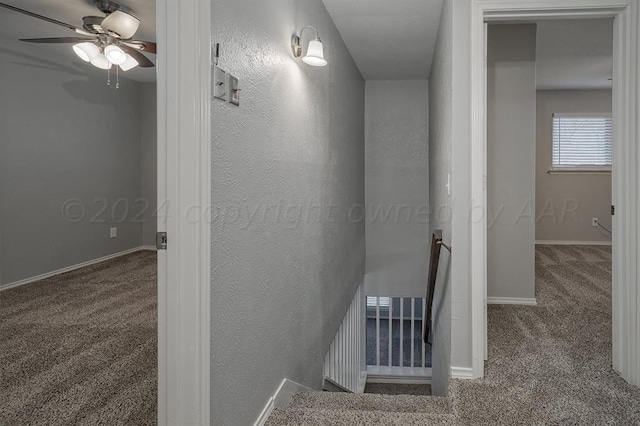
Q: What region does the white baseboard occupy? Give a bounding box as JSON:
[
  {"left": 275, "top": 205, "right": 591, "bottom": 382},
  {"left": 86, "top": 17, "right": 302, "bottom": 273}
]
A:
[
  {"left": 450, "top": 366, "right": 474, "bottom": 380},
  {"left": 140, "top": 245, "right": 158, "bottom": 251},
  {"left": 366, "top": 366, "right": 432, "bottom": 385},
  {"left": 358, "top": 371, "right": 368, "bottom": 393},
  {"left": 487, "top": 297, "right": 537, "bottom": 306},
  {"left": 254, "top": 379, "right": 313, "bottom": 426},
  {"left": 0, "top": 246, "right": 152, "bottom": 292},
  {"left": 535, "top": 240, "right": 612, "bottom": 246}
]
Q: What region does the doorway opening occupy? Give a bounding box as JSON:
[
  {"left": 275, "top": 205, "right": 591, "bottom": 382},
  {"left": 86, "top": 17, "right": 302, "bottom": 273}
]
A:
[
  {"left": 470, "top": 1, "right": 639, "bottom": 385},
  {"left": 0, "top": 1, "right": 159, "bottom": 423}
]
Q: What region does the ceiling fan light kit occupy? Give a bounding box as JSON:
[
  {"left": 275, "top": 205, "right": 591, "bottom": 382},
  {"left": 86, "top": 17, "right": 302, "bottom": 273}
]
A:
[
  {"left": 72, "top": 42, "right": 100, "bottom": 62},
  {"left": 0, "top": 1, "right": 157, "bottom": 88},
  {"left": 90, "top": 53, "right": 112, "bottom": 70},
  {"left": 119, "top": 54, "right": 139, "bottom": 71},
  {"left": 104, "top": 44, "right": 127, "bottom": 65}
]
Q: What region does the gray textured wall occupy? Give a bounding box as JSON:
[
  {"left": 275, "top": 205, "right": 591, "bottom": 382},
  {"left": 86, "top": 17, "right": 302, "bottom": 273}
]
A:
[
  {"left": 428, "top": 0, "right": 453, "bottom": 397},
  {"left": 364, "top": 80, "right": 429, "bottom": 298},
  {"left": 209, "top": 0, "right": 365, "bottom": 424},
  {"left": 140, "top": 83, "right": 157, "bottom": 247},
  {"left": 486, "top": 24, "right": 537, "bottom": 300},
  {"left": 449, "top": 0, "right": 473, "bottom": 371},
  {"left": 0, "top": 35, "right": 144, "bottom": 287},
  {"left": 536, "top": 90, "right": 612, "bottom": 243}
]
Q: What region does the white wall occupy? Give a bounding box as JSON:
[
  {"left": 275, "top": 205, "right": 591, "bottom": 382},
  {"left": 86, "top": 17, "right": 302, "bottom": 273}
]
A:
[
  {"left": 486, "top": 24, "right": 537, "bottom": 300},
  {"left": 0, "top": 35, "right": 147, "bottom": 287},
  {"left": 209, "top": 0, "right": 365, "bottom": 424},
  {"left": 449, "top": 0, "right": 473, "bottom": 371},
  {"left": 536, "top": 90, "right": 612, "bottom": 243},
  {"left": 140, "top": 83, "right": 157, "bottom": 247},
  {"left": 364, "top": 80, "right": 429, "bottom": 298},
  {"left": 428, "top": 0, "right": 453, "bottom": 397}
]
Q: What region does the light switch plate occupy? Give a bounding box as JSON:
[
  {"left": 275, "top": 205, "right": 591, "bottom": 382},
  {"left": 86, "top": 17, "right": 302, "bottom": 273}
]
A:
[
  {"left": 228, "top": 74, "right": 240, "bottom": 106},
  {"left": 213, "top": 65, "right": 227, "bottom": 101}
]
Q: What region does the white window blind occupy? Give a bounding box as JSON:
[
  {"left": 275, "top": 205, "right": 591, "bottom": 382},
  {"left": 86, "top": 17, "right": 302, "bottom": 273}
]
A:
[
  {"left": 552, "top": 114, "right": 612, "bottom": 168},
  {"left": 366, "top": 297, "right": 390, "bottom": 308}
]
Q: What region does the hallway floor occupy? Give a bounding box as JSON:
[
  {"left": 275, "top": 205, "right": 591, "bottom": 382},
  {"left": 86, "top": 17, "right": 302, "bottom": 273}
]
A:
[
  {"left": 454, "top": 244, "right": 640, "bottom": 424},
  {"left": 0, "top": 251, "right": 157, "bottom": 425}
]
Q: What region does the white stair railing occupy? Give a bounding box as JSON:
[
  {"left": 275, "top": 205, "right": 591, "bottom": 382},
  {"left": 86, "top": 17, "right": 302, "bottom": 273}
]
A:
[
  {"left": 366, "top": 296, "right": 431, "bottom": 376},
  {"left": 323, "top": 285, "right": 366, "bottom": 393}
]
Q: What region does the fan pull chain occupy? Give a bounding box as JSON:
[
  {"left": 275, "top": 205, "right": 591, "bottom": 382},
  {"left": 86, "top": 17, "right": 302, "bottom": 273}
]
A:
[
  {"left": 116, "top": 66, "right": 120, "bottom": 89},
  {"left": 107, "top": 67, "right": 111, "bottom": 86}
]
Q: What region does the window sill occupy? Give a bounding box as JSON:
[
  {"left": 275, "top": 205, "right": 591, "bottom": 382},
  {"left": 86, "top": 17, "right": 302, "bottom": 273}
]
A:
[{"left": 547, "top": 169, "right": 612, "bottom": 175}]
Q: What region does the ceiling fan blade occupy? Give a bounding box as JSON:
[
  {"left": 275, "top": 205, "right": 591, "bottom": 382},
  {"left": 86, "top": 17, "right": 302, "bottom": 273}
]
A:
[
  {"left": 20, "top": 37, "right": 96, "bottom": 44},
  {"left": 0, "top": 2, "right": 90, "bottom": 36},
  {"left": 125, "top": 40, "right": 157, "bottom": 54},
  {"left": 120, "top": 45, "right": 155, "bottom": 68}
]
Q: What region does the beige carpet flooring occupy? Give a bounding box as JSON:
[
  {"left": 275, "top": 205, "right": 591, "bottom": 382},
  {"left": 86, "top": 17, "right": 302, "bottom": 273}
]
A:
[
  {"left": 364, "top": 383, "right": 431, "bottom": 396},
  {"left": 454, "top": 244, "right": 640, "bottom": 425},
  {"left": 268, "top": 245, "right": 640, "bottom": 425},
  {"left": 0, "top": 251, "right": 157, "bottom": 426}
]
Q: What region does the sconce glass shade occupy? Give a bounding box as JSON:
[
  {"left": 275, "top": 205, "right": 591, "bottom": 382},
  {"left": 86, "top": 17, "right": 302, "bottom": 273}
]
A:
[
  {"left": 119, "top": 53, "right": 139, "bottom": 71},
  {"left": 105, "top": 45, "right": 127, "bottom": 65},
  {"left": 101, "top": 11, "right": 140, "bottom": 39},
  {"left": 90, "top": 53, "right": 113, "bottom": 70},
  {"left": 73, "top": 42, "right": 100, "bottom": 62},
  {"left": 302, "top": 38, "right": 327, "bottom": 67}
]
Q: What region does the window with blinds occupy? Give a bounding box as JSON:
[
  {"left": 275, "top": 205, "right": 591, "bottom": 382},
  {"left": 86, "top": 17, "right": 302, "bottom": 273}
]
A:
[{"left": 552, "top": 114, "right": 612, "bottom": 169}]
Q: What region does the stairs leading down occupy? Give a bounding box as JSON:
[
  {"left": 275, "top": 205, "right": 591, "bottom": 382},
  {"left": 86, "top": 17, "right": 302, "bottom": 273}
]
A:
[{"left": 265, "top": 389, "right": 457, "bottom": 425}]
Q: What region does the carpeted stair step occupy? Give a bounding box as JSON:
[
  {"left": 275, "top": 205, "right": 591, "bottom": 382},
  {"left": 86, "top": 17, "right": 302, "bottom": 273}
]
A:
[
  {"left": 287, "top": 391, "right": 452, "bottom": 414},
  {"left": 265, "top": 407, "right": 457, "bottom": 426}
]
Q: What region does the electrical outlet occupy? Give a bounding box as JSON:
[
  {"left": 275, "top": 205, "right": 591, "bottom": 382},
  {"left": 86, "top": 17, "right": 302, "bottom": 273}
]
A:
[
  {"left": 110, "top": 227, "right": 118, "bottom": 238},
  {"left": 592, "top": 218, "right": 599, "bottom": 227}
]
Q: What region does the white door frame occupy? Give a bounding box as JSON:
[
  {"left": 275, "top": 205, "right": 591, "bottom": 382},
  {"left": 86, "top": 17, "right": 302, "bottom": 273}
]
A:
[
  {"left": 470, "top": 0, "right": 639, "bottom": 382},
  {"left": 157, "top": 0, "right": 212, "bottom": 424}
]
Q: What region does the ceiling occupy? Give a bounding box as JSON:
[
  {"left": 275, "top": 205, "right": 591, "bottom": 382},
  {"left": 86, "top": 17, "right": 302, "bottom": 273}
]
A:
[
  {"left": 0, "top": 0, "right": 156, "bottom": 83},
  {"left": 322, "top": 0, "right": 444, "bottom": 80},
  {"left": 536, "top": 18, "right": 613, "bottom": 90}
]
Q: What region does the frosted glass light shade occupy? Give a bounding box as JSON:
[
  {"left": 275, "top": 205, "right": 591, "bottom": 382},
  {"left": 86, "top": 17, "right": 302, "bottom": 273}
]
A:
[
  {"left": 101, "top": 11, "right": 140, "bottom": 39},
  {"left": 73, "top": 42, "right": 100, "bottom": 62},
  {"left": 105, "top": 45, "right": 127, "bottom": 65},
  {"left": 119, "top": 54, "right": 139, "bottom": 71},
  {"left": 302, "top": 39, "right": 327, "bottom": 67},
  {"left": 91, "top": 53, "right": 112, "bottom": 70}
]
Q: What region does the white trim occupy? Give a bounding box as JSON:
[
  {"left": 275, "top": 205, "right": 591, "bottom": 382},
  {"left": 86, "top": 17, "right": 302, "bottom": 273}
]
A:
[
  {"left": 535, "top": 240, "right": 613, "bottom": 246},
  {"left": 450, "top": 367, "right": 474, "bottom": 380},
  {"left": 547, "top": 169, "right": 611, "bottom": 174},
  {"left": 156, "top": 0, "right": 212, "bottom": 424},
  {"left": 487, "top": 297, "right": 537, "bottom": 306},
  {"left": 140, "top": 245, "right": 158, "bottom": 251},
  {"left": 470, "top": 0, "right": 636, "bottom": 385},
  {"left": 366, "top": 376, "right": 432, "bottom": 385},
  {"left": 253, "top": 399, "right": 275, "bottom": 426},
  {"left": 552, "top": 113, "right": 612, "bottom": 118},
  {"left": 254, "top": 379, "right": 313, "bottom": 426},
  {"left": 0, "top": 246, "right": 150, "bottom": 292},
  {"left": 470, "top": 0, "right": 488, "bottom": 381},
  {"left": 366, "top": 366, "right": 432, "bottom": 385},
  {"left": 358, "top": 371, "right": 368, "bottom": 393}
]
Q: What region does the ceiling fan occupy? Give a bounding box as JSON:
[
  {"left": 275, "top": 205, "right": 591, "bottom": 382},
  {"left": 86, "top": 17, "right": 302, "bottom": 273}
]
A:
[{"left": 0, "top": 0, "right": 156, "bottom": 71}]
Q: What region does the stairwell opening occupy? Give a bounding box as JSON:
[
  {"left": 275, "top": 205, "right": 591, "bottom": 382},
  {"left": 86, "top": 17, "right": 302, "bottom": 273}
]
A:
[{"left": 366, "top": 296, "right": 432, "bottom": 375}]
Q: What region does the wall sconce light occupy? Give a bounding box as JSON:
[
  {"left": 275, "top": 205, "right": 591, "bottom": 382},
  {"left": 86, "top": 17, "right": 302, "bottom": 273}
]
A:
[{"left": 291, "top": 26, "right": 327, "bottom": 67}]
